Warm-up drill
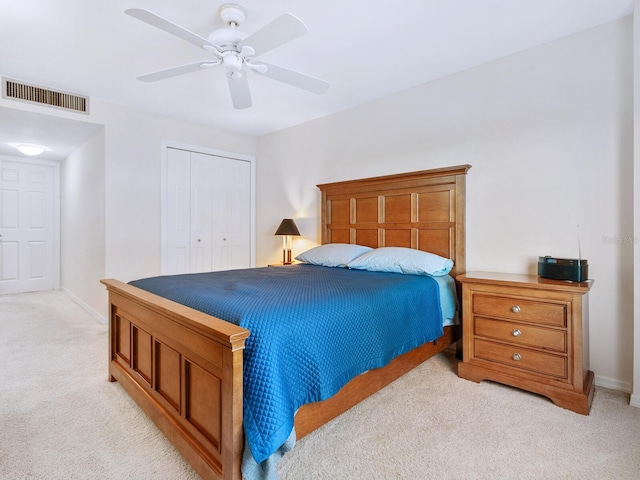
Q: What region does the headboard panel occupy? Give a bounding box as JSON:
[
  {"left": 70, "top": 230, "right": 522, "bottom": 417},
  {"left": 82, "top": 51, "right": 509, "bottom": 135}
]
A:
[{"left": 317, "top": 165, "right": 471, "bottom": 277}]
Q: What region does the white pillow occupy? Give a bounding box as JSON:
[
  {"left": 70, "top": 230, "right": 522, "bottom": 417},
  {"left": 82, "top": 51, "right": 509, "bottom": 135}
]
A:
[
  {"left": 295, "top": 243, "right": 373, "bottom": 268},
  {"left": 346, "top": 247, "right": 453, "bottom": 276}
]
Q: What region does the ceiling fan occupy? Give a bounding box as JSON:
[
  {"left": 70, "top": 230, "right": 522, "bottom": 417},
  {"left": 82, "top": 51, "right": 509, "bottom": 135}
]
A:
[{"left": 125, "top": 4, "right": 330, "bottom": 109}]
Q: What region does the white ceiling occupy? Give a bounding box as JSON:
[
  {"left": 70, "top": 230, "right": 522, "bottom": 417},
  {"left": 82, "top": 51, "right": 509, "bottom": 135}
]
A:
[{"left": 0, "top": 0, "right": 633, "bottom": 160}]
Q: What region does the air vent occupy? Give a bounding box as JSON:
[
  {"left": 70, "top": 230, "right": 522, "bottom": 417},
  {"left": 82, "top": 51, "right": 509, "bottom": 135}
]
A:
[{"left": 2, "top": 77, "right": 89, "bottom": 114}]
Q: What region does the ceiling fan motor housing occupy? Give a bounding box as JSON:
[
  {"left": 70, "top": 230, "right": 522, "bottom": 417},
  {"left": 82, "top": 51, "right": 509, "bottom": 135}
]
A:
[
  {"left": 207, "top": 28, "right": 247, "bottom": 50},
  {"left": 208, "top": 4, "right": 248, "bottom": 50}
]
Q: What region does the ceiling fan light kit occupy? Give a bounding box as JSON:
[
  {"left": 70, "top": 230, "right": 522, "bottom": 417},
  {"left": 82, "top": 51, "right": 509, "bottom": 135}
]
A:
[{"left": 126, "top": 4, "right": 329, "bottom": 109}]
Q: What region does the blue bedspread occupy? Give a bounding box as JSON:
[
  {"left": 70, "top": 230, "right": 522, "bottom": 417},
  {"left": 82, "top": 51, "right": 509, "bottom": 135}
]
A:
[{"left": 130, "top": 264, "right": 443, "bottom": 465}]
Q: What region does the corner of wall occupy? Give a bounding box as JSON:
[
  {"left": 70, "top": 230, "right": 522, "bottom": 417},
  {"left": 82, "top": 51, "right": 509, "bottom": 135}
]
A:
[
  {"left": 632, "top": 0, "right": 640, "bottom": 408},
  {"left": 61, "top": 287, "right": 107, "bottom": 324}
]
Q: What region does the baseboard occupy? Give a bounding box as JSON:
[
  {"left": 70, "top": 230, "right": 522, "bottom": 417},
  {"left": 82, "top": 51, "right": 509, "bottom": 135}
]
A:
[
  {"left": 61, "top": 287, "right": 107, "bottom": 324},
  {"left": 594, "top": 373, "right": 632, "bottom": 394},
  {"left": 630, "top": 393, "right": 640, "bottom": 408}
]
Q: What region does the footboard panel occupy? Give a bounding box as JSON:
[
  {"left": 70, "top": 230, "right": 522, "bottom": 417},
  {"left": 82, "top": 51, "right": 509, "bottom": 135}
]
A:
[{"left": 102, "top": 279, "right": 250, "bottom": 480}]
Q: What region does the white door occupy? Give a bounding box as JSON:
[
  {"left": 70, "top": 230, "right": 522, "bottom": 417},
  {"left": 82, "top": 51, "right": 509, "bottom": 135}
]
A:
[
  {"left": 210, "top": 154, "right": 251, "bottom": 271},
  {"left": 164, "top": 147, "right": 252, "bottom": 275},
  {"left": 0, "top": 159, "right": 56, "bottom": 294},
  {"left": 190, "top": 152, "right": 215, "bottom": 273}
]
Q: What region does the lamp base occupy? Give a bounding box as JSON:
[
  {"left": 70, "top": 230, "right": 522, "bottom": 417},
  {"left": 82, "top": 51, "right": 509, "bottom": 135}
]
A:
[{"left": 283, "top": 249, "right": 293, "bottom": 265}]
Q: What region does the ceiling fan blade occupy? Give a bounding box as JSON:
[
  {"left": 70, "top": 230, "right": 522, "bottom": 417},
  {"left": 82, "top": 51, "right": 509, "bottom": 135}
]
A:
[
  {"left": 125, "top": 8, "right": 222, "bottom": 55},
  {"left": 137, "top": 61, "right": 218, "bottom": 82},
  {"left": 227, "top": 72, "right": 252, "bottom": 109},
  {"left": 237, "top": 13, "right": 308, "bottom": 58},
  {"left": 256, "top": 62, "right": 329, "bottom": 95}
]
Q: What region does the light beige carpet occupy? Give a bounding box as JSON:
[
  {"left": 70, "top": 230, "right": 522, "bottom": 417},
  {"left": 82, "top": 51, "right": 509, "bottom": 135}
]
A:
[{"left": 1, "top": 290, "right": 639, "bottom": 479}]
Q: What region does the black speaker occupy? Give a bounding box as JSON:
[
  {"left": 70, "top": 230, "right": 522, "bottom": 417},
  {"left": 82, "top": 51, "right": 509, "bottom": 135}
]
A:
[{"left": 538, "top": 256, "right": 588, "bottom": 282}]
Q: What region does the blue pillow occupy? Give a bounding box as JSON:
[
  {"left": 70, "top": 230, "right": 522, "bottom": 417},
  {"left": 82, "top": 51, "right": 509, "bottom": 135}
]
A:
[
  {"left": 346, "top": 247, "right": 453, "bottom": 276},
  {"left": 295, "top": 243, "right": 373, "bottom": 268}
]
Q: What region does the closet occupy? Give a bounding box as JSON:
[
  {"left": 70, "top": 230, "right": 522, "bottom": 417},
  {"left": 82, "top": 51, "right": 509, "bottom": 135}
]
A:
[{"left": 163, "top": 147, "right": 252, "bottom": 275}]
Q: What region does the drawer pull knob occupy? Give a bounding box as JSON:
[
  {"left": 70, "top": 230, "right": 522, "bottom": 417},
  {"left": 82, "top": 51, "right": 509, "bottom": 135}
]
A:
[
  {"left": 512, "top": 353, "right": 522, "bottom": 361},
  {"left": 511, "top": 305, "right": 521, "bottom": 313},
  {"left": 512, "top": 329, "right": 522, "bottom": 337}
]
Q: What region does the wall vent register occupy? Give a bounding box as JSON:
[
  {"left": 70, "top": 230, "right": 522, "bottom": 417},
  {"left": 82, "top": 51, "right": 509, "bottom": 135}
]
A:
[{"left": 2, "top": 77, "right": 89, "bottom": 114}]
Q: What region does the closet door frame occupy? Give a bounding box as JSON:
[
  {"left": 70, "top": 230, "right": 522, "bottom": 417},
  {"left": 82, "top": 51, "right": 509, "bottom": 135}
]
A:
[{"left": 160, "top": 141, "right": 256, "bottom": 274}]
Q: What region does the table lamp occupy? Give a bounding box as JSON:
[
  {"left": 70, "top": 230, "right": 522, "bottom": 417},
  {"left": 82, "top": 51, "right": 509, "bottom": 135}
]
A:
[{"left": 274, "top": 218, "right": 300, "bottom": 264}]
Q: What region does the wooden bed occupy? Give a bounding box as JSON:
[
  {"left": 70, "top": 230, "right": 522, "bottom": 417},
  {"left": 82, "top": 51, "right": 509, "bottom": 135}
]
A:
[{"left": 101, "top": 164, "right": 471, "bottom": 480}]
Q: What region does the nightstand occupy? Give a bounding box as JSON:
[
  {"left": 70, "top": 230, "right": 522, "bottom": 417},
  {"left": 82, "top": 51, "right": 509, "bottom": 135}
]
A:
[{"left": 456, "top": 272, "right": 594, "bottom": 415}]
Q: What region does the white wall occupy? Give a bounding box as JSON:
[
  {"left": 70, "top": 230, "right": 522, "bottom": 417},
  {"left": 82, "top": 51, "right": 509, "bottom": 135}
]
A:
[
  {"left": 60, "top": 129, "right": 106, "bottom": 318},
  {"left": 257, "top": 18, "right": 634, "bottom": 390},
  {"left": 90, "top": 100, "right": 257, "bottom": 287}
]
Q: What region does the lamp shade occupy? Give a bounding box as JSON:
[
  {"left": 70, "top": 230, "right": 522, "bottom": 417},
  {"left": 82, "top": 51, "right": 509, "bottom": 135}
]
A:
[{"left": 274, "top": 218, "right": 300, "bottom": 236}]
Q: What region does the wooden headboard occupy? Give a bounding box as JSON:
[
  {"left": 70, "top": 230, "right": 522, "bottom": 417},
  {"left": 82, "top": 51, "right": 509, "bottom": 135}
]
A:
[{"left": 317, "top": 164, "right": 471, "bottom": 278}]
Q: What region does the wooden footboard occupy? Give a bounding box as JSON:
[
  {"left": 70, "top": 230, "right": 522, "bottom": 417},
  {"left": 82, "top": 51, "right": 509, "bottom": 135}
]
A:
[{"left": 102, "top": 279, "right": 249, "bottom": 480}]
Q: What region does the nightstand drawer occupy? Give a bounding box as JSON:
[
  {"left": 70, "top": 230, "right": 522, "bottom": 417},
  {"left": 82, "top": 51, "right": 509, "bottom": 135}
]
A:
[
  {"left": 473, "top": 294, "right": 566, "bottom": 327},
  {"left": 474, "top": 338, "right": 567, "bottom": 378},
  {"left": 474, "top": 317, "right": 566, "bottom": 352}
]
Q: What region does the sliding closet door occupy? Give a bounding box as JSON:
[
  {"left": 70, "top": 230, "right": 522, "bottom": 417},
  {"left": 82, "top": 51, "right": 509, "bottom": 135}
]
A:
[{"left": 164, "top": 147, "right": 252, "bottom": 275}]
